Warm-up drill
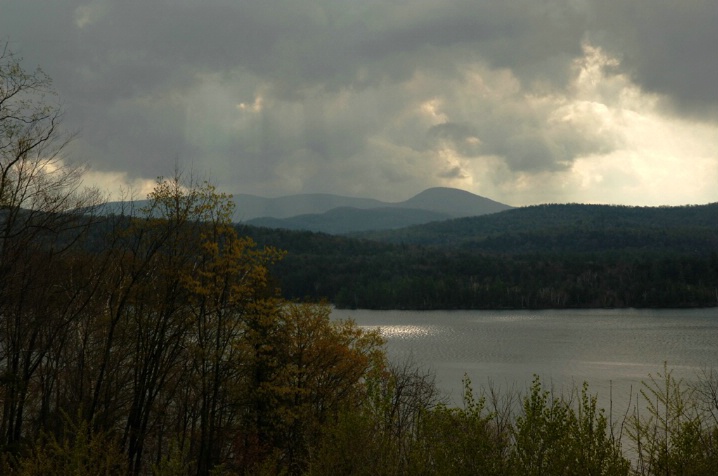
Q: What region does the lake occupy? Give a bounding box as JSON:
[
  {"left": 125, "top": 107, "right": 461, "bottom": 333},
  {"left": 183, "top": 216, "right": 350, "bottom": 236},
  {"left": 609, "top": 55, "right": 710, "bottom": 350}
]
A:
[{"left": 331, "top": 307, "right": 718, "bottom": 412}]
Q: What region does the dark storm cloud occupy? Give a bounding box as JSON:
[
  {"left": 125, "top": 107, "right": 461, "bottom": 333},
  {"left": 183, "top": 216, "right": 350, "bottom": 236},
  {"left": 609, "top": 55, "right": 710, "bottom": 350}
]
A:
[
  {"left": 47, "top": 0, "right": 591, "bottom": 97},
  {"left": 591, "top": 0, "right": 718, "bottom": 119}
]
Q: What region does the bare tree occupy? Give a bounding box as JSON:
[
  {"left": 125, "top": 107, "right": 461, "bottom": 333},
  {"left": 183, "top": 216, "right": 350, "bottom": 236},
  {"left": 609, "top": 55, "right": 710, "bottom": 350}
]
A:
[{"left": 0, "top": 42, "right": 101, "bottom": 451}]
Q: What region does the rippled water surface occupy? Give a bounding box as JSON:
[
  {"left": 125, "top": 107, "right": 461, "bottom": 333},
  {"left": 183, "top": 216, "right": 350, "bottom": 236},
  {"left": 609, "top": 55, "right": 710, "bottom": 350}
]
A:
[{"left": 331, "top": 308, "right": 718, "bottom": 409}]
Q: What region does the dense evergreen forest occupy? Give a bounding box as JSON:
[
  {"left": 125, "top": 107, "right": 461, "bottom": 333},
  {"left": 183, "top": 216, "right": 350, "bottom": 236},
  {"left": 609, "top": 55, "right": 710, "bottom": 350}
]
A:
[{"left": 239, "top": 202, "right": 718, "bottom": 309}]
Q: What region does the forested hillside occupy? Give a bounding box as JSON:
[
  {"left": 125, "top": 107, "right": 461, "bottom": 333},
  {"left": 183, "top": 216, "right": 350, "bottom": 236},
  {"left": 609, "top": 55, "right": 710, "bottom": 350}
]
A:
[
  {"left": 356, "top": 203, "right": 718, "bottom": 251},
  {"left": 240, "top": 203, "right": 718, "bottom": 309}
]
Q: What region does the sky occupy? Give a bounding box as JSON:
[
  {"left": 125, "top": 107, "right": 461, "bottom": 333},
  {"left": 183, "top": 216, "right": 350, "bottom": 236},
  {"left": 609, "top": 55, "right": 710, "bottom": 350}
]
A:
[{"left": 1, "top": 0, "right": 717, "bottom": 207}]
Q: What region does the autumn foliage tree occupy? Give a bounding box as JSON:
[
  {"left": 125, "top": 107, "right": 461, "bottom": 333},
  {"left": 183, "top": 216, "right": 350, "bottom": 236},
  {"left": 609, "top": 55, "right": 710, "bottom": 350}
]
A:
[
  {"left": 0, "top": 46, "right": 390, "bottom": 473},
  {"left": 242, "top": 302, "right": 385, "bottom": 473},
  {"left": 1, "top": 150, "right": 386, "bottom": 475}
]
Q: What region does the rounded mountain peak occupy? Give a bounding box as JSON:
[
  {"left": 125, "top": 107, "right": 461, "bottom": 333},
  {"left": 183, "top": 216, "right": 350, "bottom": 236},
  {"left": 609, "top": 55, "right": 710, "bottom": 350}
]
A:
[{"left": 401, "top": 187, "right": 512, "bottom": 218}]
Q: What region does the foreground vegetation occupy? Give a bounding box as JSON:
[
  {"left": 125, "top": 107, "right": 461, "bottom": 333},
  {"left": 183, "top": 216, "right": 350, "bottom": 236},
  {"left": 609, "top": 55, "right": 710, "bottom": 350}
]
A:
[{"left": 309, "top": 365, "right": 718, "bottom": 476}]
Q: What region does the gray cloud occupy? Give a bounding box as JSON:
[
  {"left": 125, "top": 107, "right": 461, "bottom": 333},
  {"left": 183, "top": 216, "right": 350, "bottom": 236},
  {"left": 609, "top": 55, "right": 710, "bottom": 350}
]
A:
[
  {"left": 438, "top": 165, "right": 469, "bottom": 180},
  {"left": 426, "top": 123, "right": 481, "bottom": 157},
  {"left": 590, "top": 0, "right": 718, "bottom": 119}
]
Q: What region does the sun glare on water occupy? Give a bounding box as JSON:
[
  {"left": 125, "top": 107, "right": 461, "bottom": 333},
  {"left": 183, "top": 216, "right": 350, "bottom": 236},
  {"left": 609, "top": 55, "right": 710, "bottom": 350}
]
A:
[{"left": 363, "top": 325, "right": 438, "bottom": 339}]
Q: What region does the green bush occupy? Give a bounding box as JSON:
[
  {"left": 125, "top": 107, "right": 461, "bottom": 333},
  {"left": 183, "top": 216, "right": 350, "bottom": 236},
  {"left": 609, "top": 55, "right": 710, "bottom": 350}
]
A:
[
  {"left": 511, "top": 377, "right": 629, "bottom": 476},
  {"left": 9, "top": 419, "right": 126, "bottom": 476},
  {"left": 627, "top": 365, "right": 718, "bottom": 475},
  {"left": 409, "top": 377, "right": 511, "bottom": 476}
]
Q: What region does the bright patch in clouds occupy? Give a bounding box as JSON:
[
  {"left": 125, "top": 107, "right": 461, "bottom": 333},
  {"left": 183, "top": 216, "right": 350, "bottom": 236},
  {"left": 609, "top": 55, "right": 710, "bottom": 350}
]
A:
[
  {"left": 81, "top": 169, "right": 158, "bottom": 201},
  {"left": 560, "top": 45, "right": 718, "bottom": 205},
  {"left": 438, "top": 44, "right": 718, "bottom": 206},
  {"left": 74, "top": 2, "right": 109, "bottom": 29}
]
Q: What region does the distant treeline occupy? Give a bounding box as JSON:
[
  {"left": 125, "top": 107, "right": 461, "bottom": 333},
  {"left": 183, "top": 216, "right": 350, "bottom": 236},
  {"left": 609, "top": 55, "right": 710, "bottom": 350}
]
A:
[{"left": 238, "top": 203, "right": 718, "bottom": 309}]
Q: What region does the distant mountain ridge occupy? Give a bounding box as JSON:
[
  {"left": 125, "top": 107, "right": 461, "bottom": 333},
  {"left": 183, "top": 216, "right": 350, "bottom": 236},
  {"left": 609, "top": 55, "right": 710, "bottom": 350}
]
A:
[
  {"left": 235, "top": 187, "right": 510, "bottom": 219},
  {"left": 241, "top": 187, "right": 512, "bottom": 233},
  {"left": 232, "top": 193, "right": 386, "bottom": 220},
  {"left": 399, "top": 187, "right": 510, "bottom": 217},
  {"left": 246, "top": 206, "right": 452, "bottom": 234},
  {"left": 102, "top": 187, "right": 513, "bottom": 233}
]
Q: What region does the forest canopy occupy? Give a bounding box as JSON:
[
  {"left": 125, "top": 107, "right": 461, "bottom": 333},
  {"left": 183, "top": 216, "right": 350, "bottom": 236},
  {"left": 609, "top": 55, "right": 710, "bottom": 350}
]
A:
[{"left": 241, "top": 204, "right": 718, "bottom": 310}]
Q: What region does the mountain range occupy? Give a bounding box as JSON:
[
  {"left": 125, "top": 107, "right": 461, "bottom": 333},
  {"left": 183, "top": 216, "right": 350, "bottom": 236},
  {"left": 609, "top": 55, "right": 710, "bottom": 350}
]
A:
[{"left": 239, "top": 187, "right": 512, "bottom": 233}]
